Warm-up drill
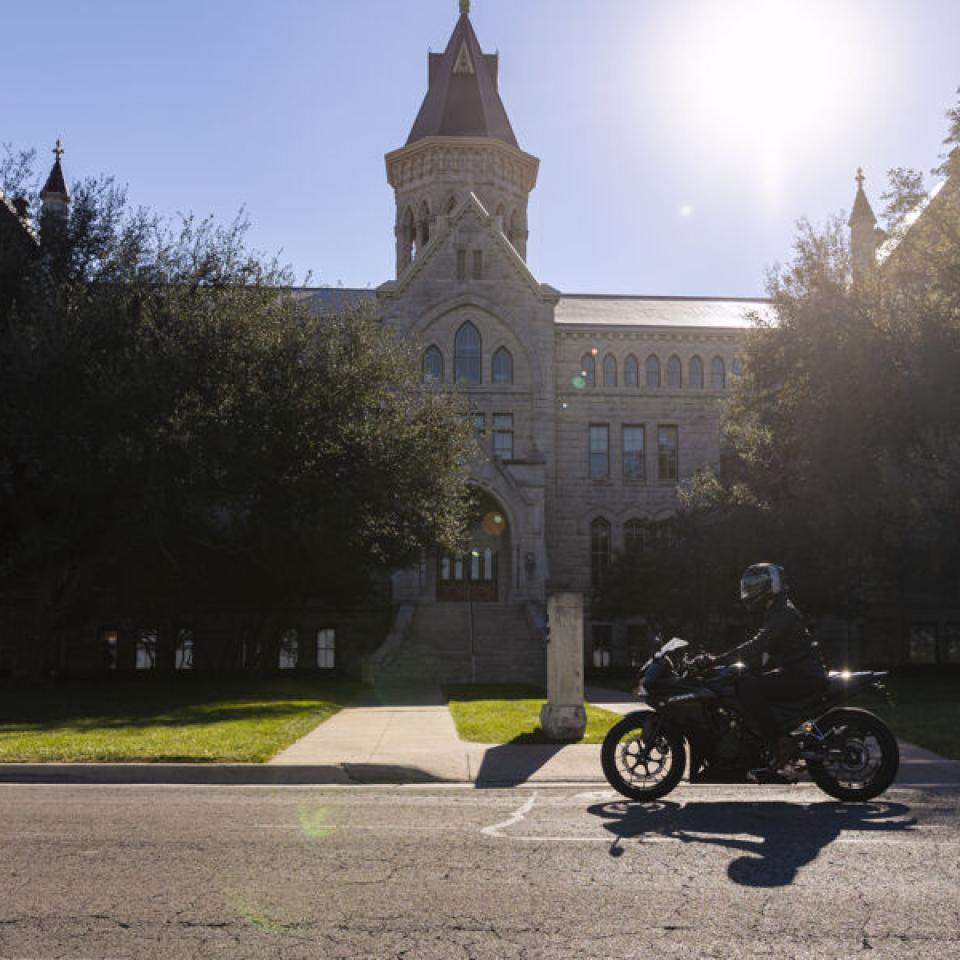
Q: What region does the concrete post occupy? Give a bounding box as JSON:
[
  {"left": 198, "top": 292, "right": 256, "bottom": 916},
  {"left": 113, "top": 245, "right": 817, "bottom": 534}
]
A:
[{"left": 539, "top": 593, "right": 587, "bottom": 740}]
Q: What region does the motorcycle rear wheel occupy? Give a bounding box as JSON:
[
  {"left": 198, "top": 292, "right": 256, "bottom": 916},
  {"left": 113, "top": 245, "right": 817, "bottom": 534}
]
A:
[
  {"left": 806, "top": 708, "right": 899, "bottom": 802},
  {"left": 601, "top": 713, "right": 686, "bottom": 802}
]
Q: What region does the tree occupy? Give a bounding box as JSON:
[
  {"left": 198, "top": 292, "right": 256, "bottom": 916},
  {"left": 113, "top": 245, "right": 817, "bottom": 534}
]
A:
[
  {"left": 683, "top": 90, "right": 960, "bottom": 622},
  {"left": 0, "top": 157, "right": 474, "bottom": 675}
]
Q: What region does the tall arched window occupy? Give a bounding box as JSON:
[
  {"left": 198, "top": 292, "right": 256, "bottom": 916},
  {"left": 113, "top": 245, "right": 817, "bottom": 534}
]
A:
[
  {"left": 711, "top": 356, "right": 726, "bottom": 390},
  {"left": 423, "top": 346, "right": 443, "bottom": 384},
  {"left": 454, "top": 322, "right": 482, "bottom": 385},
  {"left": 603, "top": 354, "right": 617, "bottom": 387},
  {"left": 417, "top": 200, "right": 431, "bottom": 250},
  {"left": 645, "top": 354, "right": 661, "bottom": 388},
  {"left": 624, "top": 518, "right": 649, "bottom": 554},
  {"left": 590, "top": 518, "right": 611, "bottom": 586},
  {"left": 689, "top": 356, "right": 704, "bottom": 389},
  {"left": 508, "top": 209, "right": 521, "bottom": 248},
  {"left": 492, "top": 347, "right": 514, "bottom": 385},
  {"left": 580, "top": 353, "right": 596, "bottom": 387},
  {"left": 667, "top": 355, "right": 682, "bottom": 388},
  {"left": 624, "top": 354, "right": 639, "bottom": 387},
  {"left": 401, "top": 206, "right": 415, "bottom": 266},
  {"left": 731, "top": 357, "right": 745, "bottom": 380}
]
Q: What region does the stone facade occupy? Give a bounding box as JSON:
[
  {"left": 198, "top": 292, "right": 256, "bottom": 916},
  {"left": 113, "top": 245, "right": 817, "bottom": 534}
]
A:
[{"left": 345, "top": 7, "right": 765, "bottom": 684}]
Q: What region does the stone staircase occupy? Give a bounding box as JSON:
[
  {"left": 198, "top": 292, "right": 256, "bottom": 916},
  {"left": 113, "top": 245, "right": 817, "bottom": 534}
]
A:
[{"left": 367, "top": 600, "right": 546, "bottom": 686}]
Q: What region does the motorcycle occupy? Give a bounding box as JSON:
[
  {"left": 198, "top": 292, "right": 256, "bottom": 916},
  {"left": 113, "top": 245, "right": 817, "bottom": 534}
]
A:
[{"left": 601, "top": 637, "right": 899, "bottom": 802}]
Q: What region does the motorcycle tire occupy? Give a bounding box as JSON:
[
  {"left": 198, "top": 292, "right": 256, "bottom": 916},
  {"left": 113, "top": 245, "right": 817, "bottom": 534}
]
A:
[
  {"left": 806, "top": 707, "right": 899, "bottom": 802},
  {"left": 601, "top": 712, "right": 686, "bottom": 802}
]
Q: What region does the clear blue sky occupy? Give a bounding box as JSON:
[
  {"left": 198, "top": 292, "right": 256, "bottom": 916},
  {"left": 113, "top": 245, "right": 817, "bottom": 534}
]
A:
[{"left": 5, "top": 0, "right": 959, "bottom": 296}]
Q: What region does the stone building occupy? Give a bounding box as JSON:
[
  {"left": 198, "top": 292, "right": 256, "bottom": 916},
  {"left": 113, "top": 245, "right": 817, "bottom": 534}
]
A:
[
  {"left": 6, "top": 5, "right": 957, "bottom": 679},
  {"left": 316, "top": 4, "right": 767, "bottom": 683}
]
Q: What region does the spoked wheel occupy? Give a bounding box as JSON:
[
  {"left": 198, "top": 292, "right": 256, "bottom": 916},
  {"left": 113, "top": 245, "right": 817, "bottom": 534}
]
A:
[
  {"left": 807, "top": 708, "right": 899, "bottom": 802},
  {"left": 601, "top": 712, "right": 686, "bottom": 802}
]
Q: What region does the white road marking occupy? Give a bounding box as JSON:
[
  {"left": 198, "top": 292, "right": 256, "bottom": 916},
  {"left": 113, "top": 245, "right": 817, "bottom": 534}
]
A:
[{"left": 481, "top": 792, "right": 538, "bottom": 837}]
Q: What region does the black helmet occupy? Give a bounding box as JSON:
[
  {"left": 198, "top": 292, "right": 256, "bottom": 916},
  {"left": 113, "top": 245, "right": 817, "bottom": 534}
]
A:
[{"left": 739, "top": 563, "right": 785, "bottom": 611}]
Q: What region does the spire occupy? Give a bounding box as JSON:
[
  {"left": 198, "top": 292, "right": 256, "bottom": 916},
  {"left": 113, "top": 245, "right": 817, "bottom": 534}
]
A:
[
  {"left": 849, "top": 167, "right": 879, "bottom": 283},
  {"left": 406, "top": 9, "right": 518, "bottom": 147},
  {"left": 40, "top": 138, "right": 70, "bottom": 233},
  {"left": 848, "top": 166, "right": 876, "bottom": 226}
]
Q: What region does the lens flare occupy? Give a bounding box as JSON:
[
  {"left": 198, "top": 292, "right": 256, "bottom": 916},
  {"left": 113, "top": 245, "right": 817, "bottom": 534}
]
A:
[
  {"left": 481, "top": 511, "right": 505, "bottom": 536},
  {"left": 572, "top": 375, "right": 586, "bottom": 390}
]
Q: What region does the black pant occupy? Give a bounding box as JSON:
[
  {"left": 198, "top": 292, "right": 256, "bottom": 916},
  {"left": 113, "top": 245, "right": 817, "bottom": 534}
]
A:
[{"left": 737, "top": 667, "right": 827, "bottom": 750}]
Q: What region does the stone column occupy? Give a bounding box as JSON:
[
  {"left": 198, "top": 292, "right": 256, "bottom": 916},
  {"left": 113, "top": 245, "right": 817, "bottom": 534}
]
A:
[{"left": 539, "top": 593, "right": 586, "bottom": 740}]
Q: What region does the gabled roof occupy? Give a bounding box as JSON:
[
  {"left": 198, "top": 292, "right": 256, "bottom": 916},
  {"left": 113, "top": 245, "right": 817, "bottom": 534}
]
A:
[{"left": 406, "top": 12, "right": 518, "bottom": 148}]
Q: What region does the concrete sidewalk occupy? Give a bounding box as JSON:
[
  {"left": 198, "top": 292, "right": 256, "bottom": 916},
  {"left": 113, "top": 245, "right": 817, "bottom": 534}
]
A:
[{"left": 266, "top": 686, "right": 632, "bottom": 785}]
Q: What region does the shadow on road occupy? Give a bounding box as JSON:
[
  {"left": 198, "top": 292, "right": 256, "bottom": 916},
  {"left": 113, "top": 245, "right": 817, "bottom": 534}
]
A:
[
  {"left": 587, "top": 799, "right": 917, "bottom": 888},
  {"left": 474, "top": 742, "right": 566, "bottom": 788}
]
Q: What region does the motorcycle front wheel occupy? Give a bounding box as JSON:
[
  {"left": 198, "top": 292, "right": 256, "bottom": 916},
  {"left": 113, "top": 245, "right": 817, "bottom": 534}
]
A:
[
  {"left": 601, "top": 712, "right": 686, "bottom": 802},
  {"left": 806, "top": 707, "right": 899, "bottom": 802}
]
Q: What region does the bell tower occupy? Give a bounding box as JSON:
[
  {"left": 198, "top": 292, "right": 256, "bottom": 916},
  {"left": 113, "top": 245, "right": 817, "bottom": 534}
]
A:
[{"left": 386, "top": 1, "right": 539, "bottom": 276}]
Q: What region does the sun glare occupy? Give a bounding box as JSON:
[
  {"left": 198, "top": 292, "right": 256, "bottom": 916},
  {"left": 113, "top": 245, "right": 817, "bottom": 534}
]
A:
[{"left": 651, "top": 0, "right": 873, "bottom": 210}]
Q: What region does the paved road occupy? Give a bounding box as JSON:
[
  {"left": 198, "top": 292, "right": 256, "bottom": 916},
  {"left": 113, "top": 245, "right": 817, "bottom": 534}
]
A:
[{"left": 2, "top": 781, "right": 958, "bottom": 959}]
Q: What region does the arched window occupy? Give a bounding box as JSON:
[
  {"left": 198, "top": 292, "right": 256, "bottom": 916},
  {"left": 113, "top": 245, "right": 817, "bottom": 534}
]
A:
[
  {"left": 417, "top": 200, "right": 431, "bottom": 250},
  {"left": 400, "top": 207, "right": 415, "bottom": 267},
  {"left": 731, "top": 357, "right": 745, "bottom": 380},
  {"left": 711, "top": 356, "right": 726, "bottom": 390},
  {"left": 492, "top": 347, "right": 514, "bottom": 385},
  {"left": 509, "top": 209, "right": 521, "bottom": 248},
  {"left": 624, "top": 518, "right": 649, "bottom": 554},
  {"left": 603, "top": 354, "right": 617, "bottom": 387},
  {"left": 580, "top": 353, "right": 596, "bottom": 387},
  {"left": 689, "top": 356, "right": 704, "bottom": 389},
  {"left": 667, "top": 355, "right": 682, "bottom": 388},
  {"left": 455, "top": 322, "right": 482, "bottom": 385},
  {"left": 645, "top": 354, "right": 661, "bottom": 388},
  {"left": 623, "top": 354, "right": 639, "bottom": 387},
  {"left": 423, "top": 346, "right": 443, "bottom": 384},
  {"left": 590, "top": 518, "right": 611, "bottom": 586}
]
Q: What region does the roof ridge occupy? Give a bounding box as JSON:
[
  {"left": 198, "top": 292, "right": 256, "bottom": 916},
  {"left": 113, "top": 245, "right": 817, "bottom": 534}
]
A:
[{"left": 558, "top": 293, "right": 771, "bottom": 303}]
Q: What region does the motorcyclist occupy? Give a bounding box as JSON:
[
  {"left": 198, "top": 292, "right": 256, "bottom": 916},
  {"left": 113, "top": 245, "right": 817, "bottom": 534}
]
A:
[{"left": 699, "top": 563, "right": 828, "bottom": 773}]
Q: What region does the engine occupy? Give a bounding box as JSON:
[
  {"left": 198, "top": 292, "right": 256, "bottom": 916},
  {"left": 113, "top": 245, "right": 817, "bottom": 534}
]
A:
[{"left": 709, "top": 706, "right": 760, "bottom": 772}]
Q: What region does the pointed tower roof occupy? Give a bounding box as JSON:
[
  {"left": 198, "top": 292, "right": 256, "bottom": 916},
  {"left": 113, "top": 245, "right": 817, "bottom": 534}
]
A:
[
  {"left": 41, "top": 140, "right": 69, "bottom": 199},
  {"left": 406, "top": 6, "right": 518, "bottom": 148},
  {"left": 848, "top": 167, "right": 876, "bottom": 226}
]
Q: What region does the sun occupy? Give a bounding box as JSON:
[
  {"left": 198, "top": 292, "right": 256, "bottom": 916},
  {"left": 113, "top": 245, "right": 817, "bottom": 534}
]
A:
[{"left": 651, "top": 0, "right": 873, "bottom": 208}]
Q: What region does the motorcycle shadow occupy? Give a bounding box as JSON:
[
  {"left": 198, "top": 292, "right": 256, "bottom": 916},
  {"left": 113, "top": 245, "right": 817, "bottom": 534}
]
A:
[{"left": 586, "top": 799, "right": 917, "bottom": 888}]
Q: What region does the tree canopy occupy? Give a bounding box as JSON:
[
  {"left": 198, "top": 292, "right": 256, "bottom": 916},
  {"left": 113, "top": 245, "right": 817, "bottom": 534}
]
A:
[
  {"left": 596, "top": 90, "right": 960, "bottom": 643},
  {"left": 0, "top": 157, "right": 474, "bottom": 674}
]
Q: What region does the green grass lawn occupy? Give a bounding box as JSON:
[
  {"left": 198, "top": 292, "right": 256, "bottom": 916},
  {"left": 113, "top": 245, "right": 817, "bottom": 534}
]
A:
[
  {"left": 445, "top": 684, "right": 624, "bottom": 744},
  {"left": 871, "top": 676, "right": 960, "bottom": 762},
  {"left": 0, "top": 678, "right": 364, "bottom": 763}
]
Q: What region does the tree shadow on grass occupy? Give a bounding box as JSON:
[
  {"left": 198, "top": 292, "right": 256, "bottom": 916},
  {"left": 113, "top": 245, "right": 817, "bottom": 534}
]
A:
[
  {"left": 0, "top": 679, "right": 364, "bottom": 731},
  {"left": 588, "top": 799, "right": 918, "bottom": 887}
]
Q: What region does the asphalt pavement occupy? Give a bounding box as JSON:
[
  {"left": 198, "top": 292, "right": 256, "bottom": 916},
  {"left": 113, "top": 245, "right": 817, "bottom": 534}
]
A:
[{"left": 1, "top": 780, "right": 958, "bottom": 958}]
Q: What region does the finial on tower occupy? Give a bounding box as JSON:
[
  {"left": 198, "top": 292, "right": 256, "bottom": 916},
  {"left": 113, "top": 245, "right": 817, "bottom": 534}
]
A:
[
  {"left": 855, "top": 166, "right": 865, "bottom": 190},
  {"left": 460, "top": 0, "right": 470, "bottom": 15},
  {"left": 53, "top": 139, "right": 65, "bottom": 161}
]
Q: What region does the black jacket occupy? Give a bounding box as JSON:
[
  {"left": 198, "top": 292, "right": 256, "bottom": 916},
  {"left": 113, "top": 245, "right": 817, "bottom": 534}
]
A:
[{"left": 722, "top": 595, "right": 824, "bottom": 674}]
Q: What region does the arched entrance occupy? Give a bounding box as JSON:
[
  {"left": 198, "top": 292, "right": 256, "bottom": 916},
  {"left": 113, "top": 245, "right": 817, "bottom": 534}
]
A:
[{"left": 437, "top": 490, "right": 510, "bottom": 603}]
